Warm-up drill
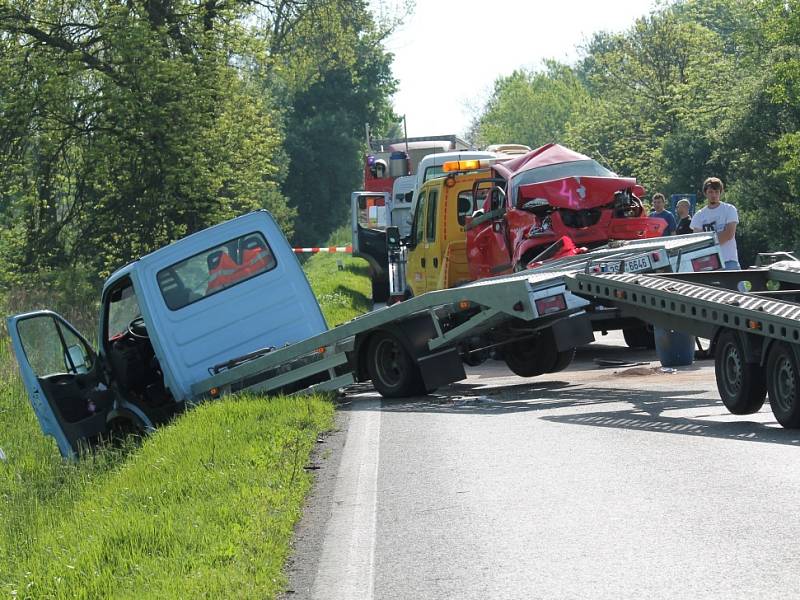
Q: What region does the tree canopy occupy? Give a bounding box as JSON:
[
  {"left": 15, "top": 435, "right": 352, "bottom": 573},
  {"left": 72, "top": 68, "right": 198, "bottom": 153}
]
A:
[
  {"left": 472, "top": 0, "right": 800, "bottom": 264},
  {"left": 0, "top": 0, "right": 400, "bottom": 285}
]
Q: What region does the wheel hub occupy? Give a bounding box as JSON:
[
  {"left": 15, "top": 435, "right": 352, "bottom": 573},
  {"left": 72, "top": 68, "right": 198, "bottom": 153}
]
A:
[
  {"left": 774, "top": 356, "right": 797, "bottom": 413},
  {"left": 723, "top": 344, "right": 743, "bottom": 395}
]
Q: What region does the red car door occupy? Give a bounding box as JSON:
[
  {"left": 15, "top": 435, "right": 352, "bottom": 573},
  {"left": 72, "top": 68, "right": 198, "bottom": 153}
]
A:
[{"left": 465, "top": 186, "right": 513, "bottom": 280}]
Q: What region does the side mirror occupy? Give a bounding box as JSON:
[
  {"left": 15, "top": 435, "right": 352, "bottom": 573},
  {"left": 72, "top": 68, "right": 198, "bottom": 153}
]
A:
[{"left": 65, "top": 344, "right": 89, "bottom": 374}]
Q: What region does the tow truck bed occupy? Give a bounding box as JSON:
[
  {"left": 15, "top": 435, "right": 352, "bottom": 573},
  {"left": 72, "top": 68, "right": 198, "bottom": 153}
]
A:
[
  {"left": 566, "top": 260, "right": 800, "bottom": 428},
  {"left": 192, "top": 233, "right": 723, "bottom": 400}
]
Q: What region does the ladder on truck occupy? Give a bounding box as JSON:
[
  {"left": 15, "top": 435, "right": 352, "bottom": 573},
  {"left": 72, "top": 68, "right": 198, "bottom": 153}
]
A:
[{"left": 566, "top": 260, "right": 800, "bottom": 428}]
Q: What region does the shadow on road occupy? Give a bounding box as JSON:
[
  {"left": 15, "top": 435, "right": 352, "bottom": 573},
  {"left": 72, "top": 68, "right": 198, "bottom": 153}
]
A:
[
  {"left": 338, "top": 382, "right": 800, "bottom": 447},
  {"left": 540, "top": 409, "right": 800, "bottom": 446}
]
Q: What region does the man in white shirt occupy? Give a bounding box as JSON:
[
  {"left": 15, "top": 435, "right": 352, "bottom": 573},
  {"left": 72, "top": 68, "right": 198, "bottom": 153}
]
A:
[{"left": 691, "top": 177, "right": 740, "bottom": 269}]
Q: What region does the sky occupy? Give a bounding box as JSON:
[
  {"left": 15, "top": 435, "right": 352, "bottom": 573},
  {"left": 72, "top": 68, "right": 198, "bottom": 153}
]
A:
[{"left": 374, "top": 0, "right": 659, "bottom": 138}]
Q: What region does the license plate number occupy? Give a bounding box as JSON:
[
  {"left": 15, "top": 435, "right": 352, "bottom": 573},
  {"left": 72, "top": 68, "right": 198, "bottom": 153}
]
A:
[{"left": 624, "top": 255, "right": 652, "bottom": 272}]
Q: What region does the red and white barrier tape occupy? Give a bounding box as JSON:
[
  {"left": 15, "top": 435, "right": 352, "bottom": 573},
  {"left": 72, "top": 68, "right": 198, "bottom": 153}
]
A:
[{"left": 292, "top": 245, "right": 353, "bottom": 254}]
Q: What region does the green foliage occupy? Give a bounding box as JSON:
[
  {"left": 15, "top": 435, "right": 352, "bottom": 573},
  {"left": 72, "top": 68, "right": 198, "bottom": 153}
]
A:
[
  {"left": 0, "top": 383, "right": 334, "bottom": 599},
  {"left": 304, "top": 243, "right": 371, "bottom": 326},
  {"left": 473, "top": 62, "right": 588, "bottom": 149},
  {"left": 276, "top": 2, "right": 399, "bottom": 246},
  {"left": 472, "top": 0, "right": 800, "bottom": 263},
  {"left": 0, "top": 0, "right": 401, "bottom": 279}
]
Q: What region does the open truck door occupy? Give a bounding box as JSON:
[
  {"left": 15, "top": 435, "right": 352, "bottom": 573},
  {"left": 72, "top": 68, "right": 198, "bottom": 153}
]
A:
[
  {"left": 465, "top": 179, "right": 512, "bottom": 279},
  {"left": 6, "top": 311, "right": 114, "bottom": 458}
]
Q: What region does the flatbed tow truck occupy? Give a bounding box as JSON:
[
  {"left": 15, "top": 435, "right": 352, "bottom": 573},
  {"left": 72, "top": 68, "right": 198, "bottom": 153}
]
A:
[
  {"left": 566, "top": 256, "right": 800, "bottom": 427},
  {"left": 8, "top": 211, "right": 729, "bottom": 457}
]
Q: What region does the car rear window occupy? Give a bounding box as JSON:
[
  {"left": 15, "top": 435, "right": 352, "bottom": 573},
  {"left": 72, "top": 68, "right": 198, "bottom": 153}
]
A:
[{"left": 157, "top": 232, "right": 277, "bottom": 310}]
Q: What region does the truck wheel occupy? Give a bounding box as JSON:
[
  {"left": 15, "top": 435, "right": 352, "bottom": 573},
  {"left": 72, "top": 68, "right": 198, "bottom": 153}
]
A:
[
  {"left": 371, "top": 279, "right": 389, "bottom": 304},
  {"left": 503, "top": 339, "right": 548, "bottom": 377},
  {"left": 367, "top": 331, "right": 422, "bottom": 398},
  {"left": 623, "top": 324, "right": 655, "bottom": 349},
  {"left": 714, "top": 330, "right": 766, "bottom": 415},
  {"left": 766, "top": 342, "right": 800, "bottom": 428},
  {"left": 547, "top": 347, "right": 575, "bottom": 373}
]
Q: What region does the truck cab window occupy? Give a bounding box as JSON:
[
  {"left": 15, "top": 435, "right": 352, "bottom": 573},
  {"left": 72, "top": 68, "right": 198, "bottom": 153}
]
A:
[
  {"left": 157, "top": 232, "right": 276, "bottom": 310},
  {"left": 426, "top": 190, "right": 438, "bottom": 242}
]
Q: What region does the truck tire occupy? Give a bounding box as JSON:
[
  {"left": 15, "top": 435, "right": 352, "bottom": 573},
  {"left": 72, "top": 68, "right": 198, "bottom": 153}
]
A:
[
  {"left": 622, "top": 324, "right": 655, "bottom": 349},
  {"left": 548, "top": 347, "right": 575, "bottom": 373},
  {"left": 766, "top": 342, "right": 800, "bottom": 428},
  {"left": 366, "top": 331, "right": 423, "bottom": 398},
  {"left": 503, "top": 338, "right": 573, "bottom": 377},
  {"left": 371, "top": 279, "right": 389, "bottom": 304},
  {"left": 714, "top": 330, "right": 766, "bottom": 415},
  {"left": 503, "top": 340, "right": 548, "bottom": 377}
]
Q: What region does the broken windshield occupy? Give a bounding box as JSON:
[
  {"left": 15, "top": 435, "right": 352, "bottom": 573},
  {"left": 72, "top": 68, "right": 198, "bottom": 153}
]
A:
[{"left": 510, "top": 159, "right": 616, "bottom": 205}]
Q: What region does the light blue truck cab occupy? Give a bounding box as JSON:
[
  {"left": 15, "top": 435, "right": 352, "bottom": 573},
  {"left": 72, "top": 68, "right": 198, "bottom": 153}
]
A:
[{"left": 7, "top": 211, "right": 327, "bottom": 458}]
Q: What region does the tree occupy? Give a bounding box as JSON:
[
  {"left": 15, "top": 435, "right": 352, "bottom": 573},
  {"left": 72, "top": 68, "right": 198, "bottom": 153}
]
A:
[
  {"left": 0, "top": 0, "right": 291, "bottom": 279},
  {"left": 268, "top": 0, "right": 398, "bottom": 245},
  {"left": 472, "top": 61, "right": 588, "bottom": 150}
]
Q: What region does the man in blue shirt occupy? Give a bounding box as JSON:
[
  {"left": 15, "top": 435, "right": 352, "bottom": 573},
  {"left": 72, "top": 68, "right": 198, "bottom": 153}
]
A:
[{"left": 649, "top": 192, "right": 676, "bottom": 236}]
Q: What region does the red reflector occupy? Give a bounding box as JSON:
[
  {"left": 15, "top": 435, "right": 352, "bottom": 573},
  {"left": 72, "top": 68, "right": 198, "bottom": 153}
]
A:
[
  {"left": 691, "top": 254, "right": 721, "bottom": 272},
  {"left": 535, "top": 294, "right": 567, "bottom": 315},
  {"left": 651, "top": 251, "right": 661, "bottom": 263}
]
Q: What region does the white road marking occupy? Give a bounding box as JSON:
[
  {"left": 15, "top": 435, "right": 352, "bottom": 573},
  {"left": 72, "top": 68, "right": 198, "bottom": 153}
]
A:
[{"left": 312, "top": 399, "right": 381, "bottom": 599}]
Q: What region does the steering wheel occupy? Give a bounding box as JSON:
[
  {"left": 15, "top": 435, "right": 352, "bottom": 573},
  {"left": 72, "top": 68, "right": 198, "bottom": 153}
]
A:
[{"left": 127, "top": 316, "right": 149, "bottom": 340}]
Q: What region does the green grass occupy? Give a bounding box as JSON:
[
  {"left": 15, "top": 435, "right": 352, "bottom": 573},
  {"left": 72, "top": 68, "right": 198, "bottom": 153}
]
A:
[
  {"left": 303, "top": 250, "right": 372, "bottom": 326},
  {"left": 0, "top": 244, "right": 373, "bottom": 599}
]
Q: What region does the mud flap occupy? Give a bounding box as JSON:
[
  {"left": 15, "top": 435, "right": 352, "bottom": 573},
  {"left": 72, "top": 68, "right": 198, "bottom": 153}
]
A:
[
  {"left": 550, "top": 313, "right": 594, "bottom": 351},
  {"left": 417, "top": 347, "right": 466, "bottom": 390}
]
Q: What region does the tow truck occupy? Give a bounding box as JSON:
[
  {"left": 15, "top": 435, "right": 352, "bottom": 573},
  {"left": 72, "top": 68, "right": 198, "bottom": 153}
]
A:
[{"left": 7, "top": 210, "right": 730, "bottom": 458}]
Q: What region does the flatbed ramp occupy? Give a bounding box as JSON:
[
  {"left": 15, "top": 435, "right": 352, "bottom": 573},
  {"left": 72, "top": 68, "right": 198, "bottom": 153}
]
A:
[
  {"left": 567, "top": 264, "right": 800, "bottom": 428},
  {"left": 191, "top": 233, "right": 724, "bottom": 401}
]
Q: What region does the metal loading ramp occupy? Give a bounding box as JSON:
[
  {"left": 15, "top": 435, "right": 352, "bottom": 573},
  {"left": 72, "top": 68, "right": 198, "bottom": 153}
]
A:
[{"left": 566, "top": 272, "right": 800, "bottom": 343}]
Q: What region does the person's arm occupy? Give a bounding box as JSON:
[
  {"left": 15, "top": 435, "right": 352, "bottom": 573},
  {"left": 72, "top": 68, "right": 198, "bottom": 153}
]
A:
[
  {"left": 718, "top": 221, "right": 737, "bottom": 244},
  {"left": 667, "top": 212, "right": 677, "bottom": 235}
]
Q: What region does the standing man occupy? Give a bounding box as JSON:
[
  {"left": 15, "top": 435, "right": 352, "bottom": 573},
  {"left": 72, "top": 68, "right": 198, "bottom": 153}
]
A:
[
  {"left": 649, "top": 193, "right": 676, "bottom": 236},
  {"left": 691, "top": 177, "right": 740, "bottom": 269},
  {"left": 675, "top": 198, "right": 693, "bottom": 235}
]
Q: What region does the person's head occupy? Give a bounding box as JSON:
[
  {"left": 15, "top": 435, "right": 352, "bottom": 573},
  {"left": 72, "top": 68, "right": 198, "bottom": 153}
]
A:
[
  {"left": 676, "top": 198, "right": 690, "bottom": 218},
  {"left": 652, "top": 192, "right": 666, "bottom": 212},
  {"left": 703, "top": 177, "right": 724, "bottom": 206}
]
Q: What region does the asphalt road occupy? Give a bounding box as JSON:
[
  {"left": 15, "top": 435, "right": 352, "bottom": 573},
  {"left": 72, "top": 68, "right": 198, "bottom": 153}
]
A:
[{"left": 284, "top": 332, "right": 800, "bottom": 600}]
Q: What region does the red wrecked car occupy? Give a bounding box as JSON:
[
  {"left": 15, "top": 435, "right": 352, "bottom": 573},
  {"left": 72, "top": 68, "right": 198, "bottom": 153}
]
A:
[{"left": 465, "top": 143, "right": 665, "bottom": 280}]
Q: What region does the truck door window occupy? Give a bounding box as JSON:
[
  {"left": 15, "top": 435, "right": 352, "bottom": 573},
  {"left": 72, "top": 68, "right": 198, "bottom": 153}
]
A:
[
  {"left": 357, "top": 195, "right": 387, "bottom": 229},
  {"left": 157, "top": 231, "right": 277, "bottom": 310},
  {"left": 426, "top": 189, "right": 438, "bottom": 242},
  {"left": 457, "top": 189, "right": 487, "bottom": 226},
  {"left": 415, "top": 192, "right": 426, "bottom": 245},
  {"left": 17, "top": 315, "right": 94, "bottom": 376},
  {"left": 108, "top": 282, "right": 141, "bottom": 340}
]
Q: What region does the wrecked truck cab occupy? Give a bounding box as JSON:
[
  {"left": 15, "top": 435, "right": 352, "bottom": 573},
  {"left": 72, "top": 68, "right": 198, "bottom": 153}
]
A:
[{"left": 7, "top": 210, "right": 327, "bottom": 458}]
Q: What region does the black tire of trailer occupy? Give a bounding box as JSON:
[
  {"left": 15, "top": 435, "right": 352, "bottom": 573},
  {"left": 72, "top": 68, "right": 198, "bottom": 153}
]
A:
[
  {"left": 714, "top": 329, "right": 767, "bottom": 415},
  {"left": 503, "top": 338, "right": 574, "bottom": 378},
  {"left": 549, "top": 347, "right": 576, "bottom": 373},
  {"left": 766, "top": 342, "right": 800, "bottom": 428},
  {"left": 622, "top": 324, "right": 656, "bottom": 350},
  {"left": 371, "top": 278, "right": 389, "bottom": 304},
  {"left": 366, "top": 331, "right": 425, "bottom": 398}
]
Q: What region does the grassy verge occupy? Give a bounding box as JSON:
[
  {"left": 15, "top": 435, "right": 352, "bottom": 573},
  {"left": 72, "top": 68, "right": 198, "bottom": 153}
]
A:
[
  {"left": 0, "top": 246, "right": 372, "bottom": 599},
  {"left": 303, "top": 249, "right": 372, "bottom": 326}
]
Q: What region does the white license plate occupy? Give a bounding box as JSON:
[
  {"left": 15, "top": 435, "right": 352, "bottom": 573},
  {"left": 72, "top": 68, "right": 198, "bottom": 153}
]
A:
[{"left": 624, "top": 255, "right": 652, "bottom": 272}]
